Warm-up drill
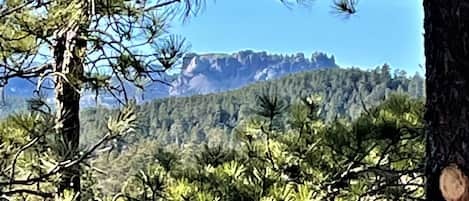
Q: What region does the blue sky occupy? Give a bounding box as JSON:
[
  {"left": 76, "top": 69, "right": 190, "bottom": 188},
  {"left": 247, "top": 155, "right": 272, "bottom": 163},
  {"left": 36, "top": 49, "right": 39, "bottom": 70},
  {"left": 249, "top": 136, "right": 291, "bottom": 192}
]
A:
[{"left": 172, "top": 0, "right": 425, "bottom": 75}]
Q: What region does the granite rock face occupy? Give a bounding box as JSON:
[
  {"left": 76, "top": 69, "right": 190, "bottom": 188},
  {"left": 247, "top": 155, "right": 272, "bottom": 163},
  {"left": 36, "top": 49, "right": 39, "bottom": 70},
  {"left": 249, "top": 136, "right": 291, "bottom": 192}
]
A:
[{"left": 169, "top": 50, "right": 337, "bottom": 96}]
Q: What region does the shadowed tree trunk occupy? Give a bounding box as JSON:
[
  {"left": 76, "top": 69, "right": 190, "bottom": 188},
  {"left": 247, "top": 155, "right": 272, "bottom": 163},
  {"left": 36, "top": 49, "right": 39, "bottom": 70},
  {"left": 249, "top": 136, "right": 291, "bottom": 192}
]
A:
[
  {"left": 424, "top": 0, "right": 469, "bottom": 200},
  {"left": 53, "top": 24, "right": 87, "bottom": 197}
]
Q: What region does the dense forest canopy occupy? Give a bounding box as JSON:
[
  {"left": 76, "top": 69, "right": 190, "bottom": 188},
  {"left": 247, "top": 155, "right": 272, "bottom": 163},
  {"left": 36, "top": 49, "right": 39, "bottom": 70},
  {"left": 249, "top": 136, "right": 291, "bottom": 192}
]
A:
[
  {"left": 1, "top": 89, "right": 426, "bottom": 200},
  {"left": 80, "top": 66, "right": 424, "bottom": 147}
]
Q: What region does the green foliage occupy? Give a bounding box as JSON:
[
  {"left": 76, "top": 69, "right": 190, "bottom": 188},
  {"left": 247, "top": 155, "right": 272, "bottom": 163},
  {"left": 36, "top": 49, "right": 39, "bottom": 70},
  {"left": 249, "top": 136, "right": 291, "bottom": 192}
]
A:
[
  {"left": 0, "top": 66, "right": 425, "bottom": 200},
  {"left": 80, "top": 67, "right": 425, "bottom": 148},
  {"left": 0, "top": 113, "right": 58, "bottom": 200},
  {"left": 0, "top": 104, "right": 140, "bottom": 200},
  {"left": 87, "top": 93, "right": 424, "bottom": 201}
]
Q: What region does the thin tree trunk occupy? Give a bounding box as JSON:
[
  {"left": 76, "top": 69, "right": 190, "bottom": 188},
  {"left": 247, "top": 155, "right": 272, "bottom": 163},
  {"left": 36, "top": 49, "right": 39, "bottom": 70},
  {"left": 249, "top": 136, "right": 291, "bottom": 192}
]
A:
[
  {"left": 53, "top": 25, "right": 86, "bottom": 197},
  {"left": 424, "top": 0, "right": 469, "bottom": 200}
]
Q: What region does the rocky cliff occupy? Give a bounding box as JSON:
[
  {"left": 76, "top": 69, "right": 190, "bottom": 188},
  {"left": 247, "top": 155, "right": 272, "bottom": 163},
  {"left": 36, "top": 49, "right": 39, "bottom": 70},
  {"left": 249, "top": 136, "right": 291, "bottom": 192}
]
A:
[{"left": 169, "top": 50, "right": 337, "bottom": 96}]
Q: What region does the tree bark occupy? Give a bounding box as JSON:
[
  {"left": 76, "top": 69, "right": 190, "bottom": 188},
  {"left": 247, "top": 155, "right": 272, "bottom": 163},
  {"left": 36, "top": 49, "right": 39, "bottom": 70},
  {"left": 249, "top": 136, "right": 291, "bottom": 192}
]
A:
[
  {"left": 53, "top": 25, "right": 86, "bottom": 197},
  {"left": 424, "top": 0, "right": 469, "bottom": 201}
]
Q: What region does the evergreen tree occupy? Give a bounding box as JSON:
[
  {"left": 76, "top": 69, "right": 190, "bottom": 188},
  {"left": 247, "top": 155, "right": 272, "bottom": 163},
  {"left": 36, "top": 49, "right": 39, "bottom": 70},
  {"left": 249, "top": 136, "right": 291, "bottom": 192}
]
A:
[
  {"left": 0, "top": 0, "right": 202, "bottom": 198},
  {"left": 88, "top": 93, "right": 425, "bottom": 201}
]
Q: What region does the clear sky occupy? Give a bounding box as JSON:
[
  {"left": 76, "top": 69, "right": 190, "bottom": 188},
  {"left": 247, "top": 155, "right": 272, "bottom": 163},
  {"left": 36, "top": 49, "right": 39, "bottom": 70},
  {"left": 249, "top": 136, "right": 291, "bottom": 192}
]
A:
[{"left": 172, "top": 0, "right": 425, "bottom": 75}]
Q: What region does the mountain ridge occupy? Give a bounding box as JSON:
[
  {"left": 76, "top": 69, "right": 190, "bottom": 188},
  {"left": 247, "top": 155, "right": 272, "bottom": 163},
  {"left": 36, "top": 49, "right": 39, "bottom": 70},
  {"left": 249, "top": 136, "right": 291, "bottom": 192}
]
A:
[
  {"left": 1, "top": 50, "right": 338, "bottom": 107},
  {"left": 169, "top": 50, "right": 337, "bottom": 96}
]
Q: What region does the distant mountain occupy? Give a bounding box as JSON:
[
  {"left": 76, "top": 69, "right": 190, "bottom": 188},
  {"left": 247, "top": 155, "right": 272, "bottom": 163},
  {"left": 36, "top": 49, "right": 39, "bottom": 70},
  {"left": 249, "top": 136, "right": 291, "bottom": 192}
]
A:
[
  {"left": 169, "top": 50, "right": 337, "bottom": 96},
  {"left": 1, "top": 50, "right": 337, "bottom": 109}
]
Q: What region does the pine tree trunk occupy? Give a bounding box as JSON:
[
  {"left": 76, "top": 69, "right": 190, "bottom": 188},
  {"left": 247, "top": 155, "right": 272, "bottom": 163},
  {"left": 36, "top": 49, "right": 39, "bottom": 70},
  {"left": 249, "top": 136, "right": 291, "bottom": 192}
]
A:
[
  {"left": 424, "top": 0, "right": 469, "bottom": 200},
  {"left": 53, "top": 25, "right": 85, "bottom": 197}
]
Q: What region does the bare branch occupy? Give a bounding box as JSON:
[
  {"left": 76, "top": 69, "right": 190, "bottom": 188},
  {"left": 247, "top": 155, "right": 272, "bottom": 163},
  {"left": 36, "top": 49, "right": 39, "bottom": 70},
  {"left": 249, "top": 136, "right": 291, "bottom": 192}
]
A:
[
  {"left": 144, "top": 0, "right": 182, "bottom": 12},
  {"left": 9, "top": 136, "right": 40, "bottom": 190}
]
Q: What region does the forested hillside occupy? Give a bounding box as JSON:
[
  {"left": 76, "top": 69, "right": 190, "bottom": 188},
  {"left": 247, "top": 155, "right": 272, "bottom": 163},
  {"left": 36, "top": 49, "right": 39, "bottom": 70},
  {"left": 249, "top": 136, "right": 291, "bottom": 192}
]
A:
[
  {"left": 80, "top": 65, "right": 424, "bottom": 147},
  {"left": 0, "top": 65, "right": 426, "bottom": 200},
  {"left": 1, "top": 92, "right": 425, "bottom": 200},
  {"left": 87, "top": 93, "right": 426, "bottom": 200}
]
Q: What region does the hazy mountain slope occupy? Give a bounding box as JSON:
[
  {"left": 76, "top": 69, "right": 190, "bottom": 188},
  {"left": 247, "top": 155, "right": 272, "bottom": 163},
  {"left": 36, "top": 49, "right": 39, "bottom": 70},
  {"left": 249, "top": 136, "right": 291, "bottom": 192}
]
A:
[{"left": 1, "top": 50, "right": 337, "bottom": 115}]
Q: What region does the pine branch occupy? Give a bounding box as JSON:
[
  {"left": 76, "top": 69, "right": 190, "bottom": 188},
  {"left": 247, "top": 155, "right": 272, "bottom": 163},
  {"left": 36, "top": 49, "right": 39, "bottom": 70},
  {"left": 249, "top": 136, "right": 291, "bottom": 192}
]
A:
[{"left": 0, "top": 189, "right": 53, "bottom": 198}]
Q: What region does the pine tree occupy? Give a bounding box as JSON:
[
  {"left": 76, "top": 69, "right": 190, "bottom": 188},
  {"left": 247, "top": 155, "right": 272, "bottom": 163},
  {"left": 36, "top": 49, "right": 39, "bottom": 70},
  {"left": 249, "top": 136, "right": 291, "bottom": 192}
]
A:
[{"left": 0, "top": 0, "right": 202, "bottom": 199}]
